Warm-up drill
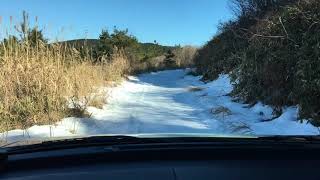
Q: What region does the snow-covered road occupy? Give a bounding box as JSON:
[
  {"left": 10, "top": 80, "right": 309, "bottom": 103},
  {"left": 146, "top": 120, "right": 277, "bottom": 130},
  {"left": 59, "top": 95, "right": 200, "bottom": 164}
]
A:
[{"left": 2, "top": 69, "right": 319, "bottom": 142}]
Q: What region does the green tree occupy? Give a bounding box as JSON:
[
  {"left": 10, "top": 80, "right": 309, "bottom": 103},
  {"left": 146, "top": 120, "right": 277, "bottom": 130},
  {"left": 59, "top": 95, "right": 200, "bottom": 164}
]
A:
[
  {"left": 0, "top": 35, "right": 19, "bottom": 56},
  {"left": 96, "top": 28, "right": 139, "bottom": 61},
  {"left": 163, "top": 49, "right": 176, "bottom": 67},
  {"left": 27, "top": 27, "right": 47, "bottom": 47},
  {"left": 97, "top": 29, "right": 113, "bottom": 57},
  {"left": 3, "top": 35, "right": 19, "bottom": 46},
  {"left": 110, "top": 28, "right": 139, "bottom": 50}
]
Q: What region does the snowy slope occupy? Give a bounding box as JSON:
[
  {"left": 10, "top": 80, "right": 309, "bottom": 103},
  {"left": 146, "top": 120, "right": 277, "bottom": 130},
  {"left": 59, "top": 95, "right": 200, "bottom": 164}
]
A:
[{"left": 1, "top": 69, "right": 319, "bottom": 142}]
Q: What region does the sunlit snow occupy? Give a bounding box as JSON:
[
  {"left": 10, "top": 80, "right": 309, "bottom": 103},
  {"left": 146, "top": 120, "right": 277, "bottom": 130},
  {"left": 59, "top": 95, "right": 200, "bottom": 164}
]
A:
[{"left": 2, "top": 69, "right": 319, "bottom": 142}]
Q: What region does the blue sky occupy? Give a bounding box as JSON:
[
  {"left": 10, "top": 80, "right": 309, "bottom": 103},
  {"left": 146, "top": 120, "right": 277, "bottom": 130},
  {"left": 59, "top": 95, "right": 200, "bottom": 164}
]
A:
[{"left": 0, "top": 0, "right": 232, "bottom": 46}]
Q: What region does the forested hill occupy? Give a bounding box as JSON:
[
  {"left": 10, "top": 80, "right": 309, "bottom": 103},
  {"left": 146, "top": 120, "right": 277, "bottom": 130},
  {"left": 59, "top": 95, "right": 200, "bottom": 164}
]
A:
[
  {"left": 56, "top": 39, "right": 99, "bottom": 49},
  {"left": 57, "top": 39, "right": 177, "bottom": 59}
]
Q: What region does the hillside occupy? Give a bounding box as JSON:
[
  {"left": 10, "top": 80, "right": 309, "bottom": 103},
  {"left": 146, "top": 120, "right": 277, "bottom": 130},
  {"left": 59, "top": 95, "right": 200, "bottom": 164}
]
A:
[
  {"left": 194, "top": 0, "right": 320, "bottom": 123},
  {"left": 56, "top": 39, "right": 99, "bottom": 49},
  {"left": 56, "top": 39, "right": 177, "bottom": 60}
]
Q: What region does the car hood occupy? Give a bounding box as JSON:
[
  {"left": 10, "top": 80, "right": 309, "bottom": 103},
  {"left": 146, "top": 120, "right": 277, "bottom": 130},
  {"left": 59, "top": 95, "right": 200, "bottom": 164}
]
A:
[{"left": 0, "top": 133, "right": 256, "bottom": 147}]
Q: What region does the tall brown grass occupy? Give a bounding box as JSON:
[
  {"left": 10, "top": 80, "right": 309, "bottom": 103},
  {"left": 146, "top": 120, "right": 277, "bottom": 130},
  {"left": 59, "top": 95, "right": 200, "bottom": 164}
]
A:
[
  {"left": 0, "top": 40, "right": 129, "bottom": 132},
  {"left": 174, "top": 46, "right": 197, "bottom": 67}
]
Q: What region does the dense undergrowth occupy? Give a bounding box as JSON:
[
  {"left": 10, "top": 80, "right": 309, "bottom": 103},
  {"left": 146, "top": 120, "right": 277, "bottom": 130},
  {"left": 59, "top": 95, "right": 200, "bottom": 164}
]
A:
[{"left": 194, "top": 0, "right": 320, "bottom": 123}]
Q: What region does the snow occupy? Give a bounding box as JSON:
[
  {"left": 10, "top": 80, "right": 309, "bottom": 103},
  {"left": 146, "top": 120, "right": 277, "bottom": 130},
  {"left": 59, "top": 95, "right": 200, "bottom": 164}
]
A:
[{"left": 1, "top": 69, "right": 319, "bottom": 142}]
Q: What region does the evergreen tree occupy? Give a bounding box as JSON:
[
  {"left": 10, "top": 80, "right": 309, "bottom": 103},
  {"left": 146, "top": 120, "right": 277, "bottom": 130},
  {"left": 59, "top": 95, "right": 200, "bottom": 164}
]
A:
[
  {"left": 27, "top": 27, "right": 47, "bottom": 47},
  {"left": 163, "top": 49, "right": 176, "bottom": 67},
  {"left": 96, "top": 28, "right": 139, "bottom": 60}
]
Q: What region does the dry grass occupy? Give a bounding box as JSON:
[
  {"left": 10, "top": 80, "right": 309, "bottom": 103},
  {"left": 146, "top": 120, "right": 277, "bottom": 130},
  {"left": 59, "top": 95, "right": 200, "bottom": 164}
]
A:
[
  {"left": 229, "top": 122, "right": 252, "bottom": 134},
  {"left": 211, "top": 106, "right": 232, "bottom": 116},
  {"left": 0, "top": 40, "right": 129, "bottom": 132},
  {"left": 104, "top": 50, "right": 130, "bottom": 81},
  {"left": 187, "top": 86, "right": 204, "bottom": 92},
  {"left": 174, "top": 46, "right": 197, "bottom": 67},
  {"left": 88, "top": 94, "right": 108, "bottom": 109}
]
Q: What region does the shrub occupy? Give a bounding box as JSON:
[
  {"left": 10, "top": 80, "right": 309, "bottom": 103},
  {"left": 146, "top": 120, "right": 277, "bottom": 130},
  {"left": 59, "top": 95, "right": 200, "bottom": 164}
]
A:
[
  {"left": 194, "top": 0, "right": 320, "bottom": 121},
  {"left": 194, "top": 20, "right": 248, "bottom": 80}
]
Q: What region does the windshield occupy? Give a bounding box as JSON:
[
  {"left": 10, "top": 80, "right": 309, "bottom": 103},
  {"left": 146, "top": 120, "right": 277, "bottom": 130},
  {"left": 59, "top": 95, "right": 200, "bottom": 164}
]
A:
[{"left": 0, "top": 0, "right": 319, "bottom": 147}]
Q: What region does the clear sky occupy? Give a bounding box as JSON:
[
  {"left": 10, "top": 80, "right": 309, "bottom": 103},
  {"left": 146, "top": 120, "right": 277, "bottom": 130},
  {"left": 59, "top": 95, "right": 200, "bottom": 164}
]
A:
[{"left": 0, "top": 0, "right": 232, "bottom": 46}]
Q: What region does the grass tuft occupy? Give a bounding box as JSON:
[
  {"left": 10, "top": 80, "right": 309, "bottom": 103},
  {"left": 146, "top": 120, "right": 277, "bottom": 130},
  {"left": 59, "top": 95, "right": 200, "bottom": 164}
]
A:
[{"left": 211, "top": 106, "right": 232, "bottom": 116}]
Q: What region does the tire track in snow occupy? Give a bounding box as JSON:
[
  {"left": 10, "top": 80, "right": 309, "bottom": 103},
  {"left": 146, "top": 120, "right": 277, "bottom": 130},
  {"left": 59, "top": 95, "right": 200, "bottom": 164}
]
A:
[{"left": 126, "top": 79, "right": 147, "bottom": 134}]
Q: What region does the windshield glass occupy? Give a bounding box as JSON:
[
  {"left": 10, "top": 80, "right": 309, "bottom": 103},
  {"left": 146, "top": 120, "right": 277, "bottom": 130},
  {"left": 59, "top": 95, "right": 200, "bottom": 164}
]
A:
[{"left": 0, "top": 0, "right": 319, "bottom": 146}]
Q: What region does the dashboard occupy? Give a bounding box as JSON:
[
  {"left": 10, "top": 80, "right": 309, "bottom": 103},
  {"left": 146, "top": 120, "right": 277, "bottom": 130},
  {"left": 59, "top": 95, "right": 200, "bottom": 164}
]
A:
[{"left": 0, "top": 141, "right": 319, "bottom": 179}]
